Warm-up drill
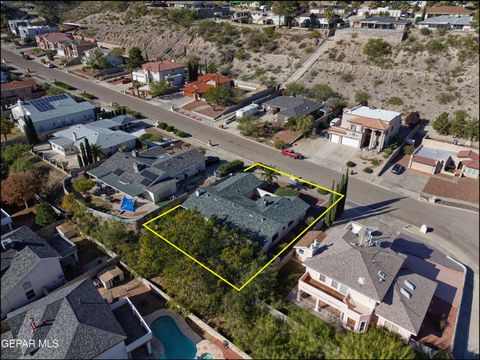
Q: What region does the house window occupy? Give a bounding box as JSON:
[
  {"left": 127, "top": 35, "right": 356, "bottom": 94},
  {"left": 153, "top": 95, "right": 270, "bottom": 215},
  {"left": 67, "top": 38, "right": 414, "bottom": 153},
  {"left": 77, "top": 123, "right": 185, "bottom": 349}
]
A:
[
  {"left": 23, "top": 282, "right": 36, "bottom": 300},
  {"left": 384, "top": 320, "right": 399, "bottom": 333},
  {"left": 339, "top": 284, "right": 348, "bottom": 294},
  {"left": 331, "top": 280, "right": 338, "bottom": 289},
  {"left": 359, "top": 321, "right": 367, "bottom": 332},
  {"left": 319, "top": 274, "right": 326, "bottom": 282}
]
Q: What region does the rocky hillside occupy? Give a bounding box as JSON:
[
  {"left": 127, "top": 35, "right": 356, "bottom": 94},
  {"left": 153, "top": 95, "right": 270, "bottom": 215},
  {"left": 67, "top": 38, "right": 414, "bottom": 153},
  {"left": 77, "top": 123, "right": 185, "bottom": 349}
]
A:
[{"left": 300, "top": 29, "right": 479, "bottom": 122}]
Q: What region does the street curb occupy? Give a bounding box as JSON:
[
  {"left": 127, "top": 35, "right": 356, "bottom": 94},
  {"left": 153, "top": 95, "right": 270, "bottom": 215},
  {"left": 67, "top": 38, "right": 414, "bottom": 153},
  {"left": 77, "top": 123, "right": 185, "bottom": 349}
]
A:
[{"left": 446, "top": 256, "right": 467, "bottom": 357}]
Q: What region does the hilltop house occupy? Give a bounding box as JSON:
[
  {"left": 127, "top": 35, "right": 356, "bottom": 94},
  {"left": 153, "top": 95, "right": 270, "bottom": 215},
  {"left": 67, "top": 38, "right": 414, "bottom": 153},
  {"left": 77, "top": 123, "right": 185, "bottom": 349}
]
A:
[
  {"left": 352, "top": 16, "right": 412, "bottom": 30},
  {"left": 425, "top": 6, "right": 475, "bottom": 18},
  {"left": 296, "top": 222, "right": 437, "bottom": 341},
  {"left": 261, "top": 95, "right": 327, "bottom": 127},
  {"left": 8, "top": 20, "right": 29, "bottom": 36},
  {"left": 1, "top": 279, "right": 153, "bottom": 359},
  {"left": 87, "top": 146, "right": 206, "bottom": 203},
  {"left": 35, "top": 32, "right": 72, "bottom": 50},
  {"left": 1, "top": 226, "right": 78, "bottom": 318},
  {"left": 11, "top": 94, "right": 96, "bottom": 136},
  {"left": 328, "top": 105, "right": 402, "bottom": 151},
  {"left": 56, "top": 38, "right": 97, "bottom": 58},
  {"left": 418, "top": 15, "right": 473, "bottom": 31},
  {"left": 49, "top": 118, "right": 136, "bottom": 158},
  {"left": 132, "top": 60, "right": 186, "bottom": 87},
  {"left": 408, "top": 136, "right": 479, "bottom": 179},
  {"left": 182, "top": 173, "right": 310, "bottom": 252},
  {"left": 183, "top": 73, "right": 234, "bottom": 100}
]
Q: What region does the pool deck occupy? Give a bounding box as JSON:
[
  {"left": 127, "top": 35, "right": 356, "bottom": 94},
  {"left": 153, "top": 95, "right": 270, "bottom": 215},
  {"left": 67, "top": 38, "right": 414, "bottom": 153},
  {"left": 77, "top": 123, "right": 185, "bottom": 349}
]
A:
[{"left": 144, "top": 309, "right": 218, "bottom": 359}]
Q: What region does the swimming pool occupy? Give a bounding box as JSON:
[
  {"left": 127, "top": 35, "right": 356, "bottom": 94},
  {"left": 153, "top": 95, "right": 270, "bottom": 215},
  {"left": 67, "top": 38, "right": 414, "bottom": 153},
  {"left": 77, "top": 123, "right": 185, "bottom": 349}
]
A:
[{"left": 150, "top": 315, "right": 197, "bottom": 360}]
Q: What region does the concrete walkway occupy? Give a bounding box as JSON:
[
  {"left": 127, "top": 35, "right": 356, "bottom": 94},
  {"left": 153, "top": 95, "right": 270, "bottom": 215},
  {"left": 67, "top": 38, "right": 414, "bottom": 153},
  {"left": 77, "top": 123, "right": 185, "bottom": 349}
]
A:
[{"left": 282, "top": 38, "right": 333, "bottom": 87}]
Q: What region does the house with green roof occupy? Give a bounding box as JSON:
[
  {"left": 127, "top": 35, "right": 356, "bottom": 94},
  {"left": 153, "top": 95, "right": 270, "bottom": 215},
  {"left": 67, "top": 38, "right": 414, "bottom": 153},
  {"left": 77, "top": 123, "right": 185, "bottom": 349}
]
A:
[{"left": 182, "top": 173, "right": 310, "bottom": 251}]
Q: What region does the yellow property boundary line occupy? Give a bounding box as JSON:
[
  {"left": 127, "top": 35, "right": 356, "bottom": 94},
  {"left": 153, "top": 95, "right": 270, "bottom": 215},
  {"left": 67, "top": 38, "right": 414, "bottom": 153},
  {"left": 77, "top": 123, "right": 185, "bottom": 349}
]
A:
[{"left": 143, "top": 162, "right": 344, "bottom": 291}]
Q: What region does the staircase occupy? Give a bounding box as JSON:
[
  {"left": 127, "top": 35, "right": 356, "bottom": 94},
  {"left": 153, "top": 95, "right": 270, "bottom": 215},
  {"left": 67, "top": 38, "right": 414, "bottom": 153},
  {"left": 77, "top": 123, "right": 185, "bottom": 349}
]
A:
[{"left": 157, "top": 29, "right": 189, "bottom": 61}]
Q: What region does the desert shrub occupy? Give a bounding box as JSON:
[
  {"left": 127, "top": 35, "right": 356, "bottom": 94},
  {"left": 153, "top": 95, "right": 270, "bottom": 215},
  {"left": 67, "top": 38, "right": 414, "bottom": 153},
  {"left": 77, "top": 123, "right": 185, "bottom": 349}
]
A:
[
  {"left": 420, "top": 28, "right": 431, "bottom": 36},
  {"left": 166, "top": 125, "right": 175, "bottom": 132},
  {"left": 355, "top": 91, "right": 370, "bottom": 103},
  {"left": 370, "top": 159, "right": 381, "bottom": 166},
  {"left": 363, "top": 38, "right": 392, "bottom": 63},
  {"left": 363, "top": 167, "right": 373, "bottom": 174},
  {"left": 341, "top": 73, "right": 354, "bottom": 83},
  {"left": 387, "top": 97, "right": 403, "bottom": 106},
  {"left": 274, "top": 187, "right": 299, "bottom": 197},
  {"left": 346, "top": 161, "right": 356, "bottom": 168},
  {"left": 274, "top": 138, "right": 286, "bottom": 149},
  {"left": 177, "top": 131, "right": 190, "bottom": 138},
  {"left": 403, "top": 145, "right": 415, "bottom": 155},
  {"left": 158, "top": 122, "right": 168, "bottom": 129},
  {"left": 217, "top": 160, "right": 244, "bottom": 176}
]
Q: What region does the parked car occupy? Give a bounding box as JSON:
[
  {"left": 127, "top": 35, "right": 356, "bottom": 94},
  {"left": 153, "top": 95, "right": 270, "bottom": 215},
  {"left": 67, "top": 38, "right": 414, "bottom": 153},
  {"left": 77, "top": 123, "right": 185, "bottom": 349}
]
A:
[
  {"left": 391, "top": 164, "right": 405, "bottom": 175},
  {"left": 206, "top": 156, "right": 220, "bottom": 165},
  {"left": 281, "top": 149, "right": 304, "bottom": 159},
  {"left": 121, "top": 77, "right": 131, "bottom": 84},
  {"left": 44, "top": 63, "right": 54, "bottom": 68}
]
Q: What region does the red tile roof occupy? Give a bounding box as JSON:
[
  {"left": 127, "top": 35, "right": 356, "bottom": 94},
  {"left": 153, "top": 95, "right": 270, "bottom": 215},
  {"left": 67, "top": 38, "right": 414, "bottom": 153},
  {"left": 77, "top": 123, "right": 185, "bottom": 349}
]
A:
[
  {"left": 37, "top": 32, "right": 72, "bottom": 43},
  {"left": 412, "top": 155, "right": 437, "bottom": 167},
  {"left": 141, "top": 60, "right": 185, "bottom": 73},
  {"left": 1, "top": 79, "right": 37, "bottom": 91},
  {"left": 328, "top": 126, "right": 347, "bottom": 134},
  {"left": 457, "top": 150, "right": 479, "bottom": 160},
  {"left": 349, "top": 116, "right": 390, "bottom": 131},
  {"left": 426, "top": 6, "right": 475, "bottom": 15},
  {"left": 457, "top": 150, "right": 479, "bottom": 170},
  {"left": 198, "top": 73, "right": 232, "bottom": 85},
  {"left": 183, "top": 81, "right": 213, "bottom": 95}
]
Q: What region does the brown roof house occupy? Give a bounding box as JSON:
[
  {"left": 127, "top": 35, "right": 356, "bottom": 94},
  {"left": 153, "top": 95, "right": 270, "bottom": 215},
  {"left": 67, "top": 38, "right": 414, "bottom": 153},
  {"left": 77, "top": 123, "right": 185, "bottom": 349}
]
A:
[
  {"left": 1, "top": 79, "right": 44, "bottom": 107},
  {"left": 35, "top": 32, "right": 72, "bottom": 51},
  {"left": 328, "top": 105, "right": 402, "bottom": 152},
  {"left": 425, "top": 6, "right": 475, "bottom": 18}
]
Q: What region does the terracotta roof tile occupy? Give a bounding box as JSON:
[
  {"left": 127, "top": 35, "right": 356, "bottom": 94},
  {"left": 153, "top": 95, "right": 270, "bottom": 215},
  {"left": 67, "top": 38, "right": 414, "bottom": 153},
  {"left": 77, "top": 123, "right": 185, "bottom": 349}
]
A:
[
  {"left": 294, "top": 230, "right": 326, "bottom": 248},
  {"left": 412, "top": 155, "right": 437, "bottom": 167},
  {"left": 198, "top": 73, "right": 232, "bottom": 85},
  {"left": 1, "top": 79, "right": 37, "bottom": 91},
  {"left": 141, "top": 60, "right": 185, "bottom": 73},
  {"left": 328, "top": 126, "right": 347, "bottom": 134},
  {"left": 37, "top": 32, "right": 72, "bottom": 43},
  {"left": 349, "top": 116, "right": 390, "bottom": 131}
]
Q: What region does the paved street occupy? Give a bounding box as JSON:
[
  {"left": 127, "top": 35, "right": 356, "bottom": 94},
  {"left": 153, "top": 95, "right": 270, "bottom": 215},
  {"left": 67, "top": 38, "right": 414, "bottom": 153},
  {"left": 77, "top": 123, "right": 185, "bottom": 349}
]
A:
[{"left": 3, "top": 48, "right": 479, "bottom": 357}]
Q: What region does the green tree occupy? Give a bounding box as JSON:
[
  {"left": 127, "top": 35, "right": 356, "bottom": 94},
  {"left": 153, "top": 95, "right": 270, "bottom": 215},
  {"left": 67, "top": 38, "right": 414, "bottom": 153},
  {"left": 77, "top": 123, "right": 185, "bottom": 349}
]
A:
[
  {"left": 0, "top": 117, "right": 15, "bottom": 141},
  {"left": 77, "top": 154, "right": 84, "bottom": 168},
  {"left": 465, "top": 118, "right": 479, "bottom": 141},
  {"left": 311, "top": 83, "right": 334, "bottom": 101},
  {"left": 473, "top": 10, "right": 479, "bottom": 31},
  {"left": 355, "top": 90, "right": 371, "bottom": 104},
  {"left": 274, "top": 187, "right": 299, "bottom": 197},
  {"left": 94, "top": 219, "right": 133, "bottom": 253},
  {"left": 149, "top": 80, "right": 171, "bottom": 97},
  {"left": 86, "top": 48, "right": 109, "bottom": 69},
  {"left": 1, "top": 171, "right": 41, "bottom": 208},
  {"left": 237, "top": 115, "right": 260, "bottom": 136},
  {"left": 84, "top": 139, "right": 93, "bottom": 165},
  {"left": 187, "top": 58, "right": 199, "bottom": 81},
  {"left": 72, "top": 203, "right": 98, "bottom": 236},
  {"left": 284, "top": 82, "right": 306, "bottom": 96},
  {"left": 72, "top": 176, "right": 94, "bottom": 194},
  {"left": 324, "top": 7, "right": 336, "bottom": 23},
  {"left": 324, "top": 328, "right": 416, "bottom": 359},
  {"left": 271, "top": 1, "right": 301, "bottom": 27},
  {"left": 23, "top": 117, "right": 39, "bottom": 145},
  {"left": 126, "top": 47, "right": 144, "bottom": 72},
  {"left": 203, "top": 86, "right": 235, "bottom": 109},
  {"left": 363, "top": 38, "right": 392, "bottom": 63},
  {"left": 450, "top": 110, "right": 468, "bottom": 138},
  {"left": 90, "top": 144, "right": 103, "bottom": 162},
  {"left": 79, "top": 142, "right": 89, "bottom": 166},
  {"left": 61, "top": 193, "right": 77, "bottom": 213},
  {"left": 432, "top": 112, "right": 451, "bottom": 135},
  {"left": 293, "top": 115, "right": 313, "bottom": 137},
  {"left": 35, "top": 201, "right": 57, "bottom": 227},
  {"left": 110, "top": 47, "right": 123, "bottom": 57},
  {"left": 2, "top": 144, "right": 31, "bottom": 163},
  {"left": 9, "top": 157, "right": 34, "bottom": 173},
  {"left": 260, "top": 166, "right": 280, "bottom": 185}
]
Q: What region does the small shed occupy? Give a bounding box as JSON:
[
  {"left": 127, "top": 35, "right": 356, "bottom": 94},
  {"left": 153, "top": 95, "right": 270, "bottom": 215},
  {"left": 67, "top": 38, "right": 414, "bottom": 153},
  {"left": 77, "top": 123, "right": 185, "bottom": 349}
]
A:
[{"left": 98, "top": 266, "right": 125, "bottom": 289}]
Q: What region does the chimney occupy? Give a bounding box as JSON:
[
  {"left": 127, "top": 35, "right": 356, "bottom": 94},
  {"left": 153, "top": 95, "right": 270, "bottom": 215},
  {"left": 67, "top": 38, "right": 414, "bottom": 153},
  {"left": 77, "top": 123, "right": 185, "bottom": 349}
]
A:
[
  {"left": 72, "top": 131, "right": 77, "bottom": 141},
  {"left": 195, "top": 189, "right": 200, "bottom": 196},
  {"left": 133, "top": 162, "right": 142, "bottom": 173},
  {"left": 29, "top": 317, "right": 36, "bottom": 334},
  {"left": 131, "top": 149, "right": 138, "bottom": 157}
]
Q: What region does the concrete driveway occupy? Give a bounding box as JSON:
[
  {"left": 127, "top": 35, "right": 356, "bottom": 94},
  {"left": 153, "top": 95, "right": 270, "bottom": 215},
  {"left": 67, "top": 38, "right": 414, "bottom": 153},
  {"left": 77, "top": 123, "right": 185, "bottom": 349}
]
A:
[{"left": 294, "top": 137, "right": 360, "bottom": 172}]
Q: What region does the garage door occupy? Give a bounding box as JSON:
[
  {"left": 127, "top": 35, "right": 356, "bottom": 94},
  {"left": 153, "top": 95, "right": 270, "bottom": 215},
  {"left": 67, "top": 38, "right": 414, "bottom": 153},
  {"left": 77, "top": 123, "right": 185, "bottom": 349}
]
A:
[
  {"left": 330, "top": 134, "right": 341, "bottom": 144},
  {"left": 341, "top": 137, "right": 360, "bottom": 148}
]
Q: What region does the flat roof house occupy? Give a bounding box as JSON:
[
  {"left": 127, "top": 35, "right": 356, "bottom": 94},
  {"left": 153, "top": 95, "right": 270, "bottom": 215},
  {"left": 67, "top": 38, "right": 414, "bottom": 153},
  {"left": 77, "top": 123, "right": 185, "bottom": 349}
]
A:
[
  {"left": 425, "top": 6, "right": 475, "bottom": 18},
  {"left": 132, "top": 60, "right": 186, "bottom": 87},
  {"left": 328, "top": 105, "right": 402, "bottom": 152},
  {"left": 88, "top": 147, "right": 206, "bottom": 203},
  {"left": 418, "top": 15, "right": 473, "bottom": 31},
  {"left": 352, "top": 16, "right": 412, "bottom": 30},
  {"left": 1, "top": 226, "right": 78, "bottom": 318},
  {"left": 11, "top": 94, "right": 96, "bottom": 136},
  {"left": 182, "top": 173, "right": 310, "bottom": 252},
  {"left": 1, "top": 279, "right": 153, "bottom": 359},
  {"left": 49, "top": 119, "right": 136, "bottom": 158},
  {"left": 297, "top": 222, "right": 437, "bottom": 342},
  {"left": 262, "top": 95, "right": 326, "bottom": 127}
]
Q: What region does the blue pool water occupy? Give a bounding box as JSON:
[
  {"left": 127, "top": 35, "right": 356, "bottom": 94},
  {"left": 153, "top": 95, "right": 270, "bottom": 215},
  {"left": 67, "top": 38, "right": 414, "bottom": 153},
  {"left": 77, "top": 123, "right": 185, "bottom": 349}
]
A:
[{"left": 150, "top": 315, "right": 197, "bottom": 360}]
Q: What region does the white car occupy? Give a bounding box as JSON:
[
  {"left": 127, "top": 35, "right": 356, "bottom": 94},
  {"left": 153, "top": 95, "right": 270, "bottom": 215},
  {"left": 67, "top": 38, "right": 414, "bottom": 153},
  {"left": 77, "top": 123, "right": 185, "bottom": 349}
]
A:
[{"left": 44, "top": 63, "right": 54, "bottom": 68}]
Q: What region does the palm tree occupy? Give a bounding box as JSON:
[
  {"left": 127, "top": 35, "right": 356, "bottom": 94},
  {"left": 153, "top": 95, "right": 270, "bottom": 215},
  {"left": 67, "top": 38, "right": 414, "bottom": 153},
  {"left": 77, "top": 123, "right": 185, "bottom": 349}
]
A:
[
  {"left": 325, "top": 7, "right": 336, "bottom": 25},
  {"left": 132, "top": 80, "right": 141, "bottom": 97},
  {"left": 90, "top": 144, "right": 103, "bottom": 163},
  {"left": 260, "top": 166, "right": 280, "bottom": 185}
]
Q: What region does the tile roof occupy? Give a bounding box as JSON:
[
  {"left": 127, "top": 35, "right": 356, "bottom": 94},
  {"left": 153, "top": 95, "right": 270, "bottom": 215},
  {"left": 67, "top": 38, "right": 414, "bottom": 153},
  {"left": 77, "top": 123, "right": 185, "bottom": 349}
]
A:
[
  {"left": 411, "top": 155, "right": 437, "bottom": 167},
  {"left": 357, "top": 16, "right": 411, "bottom": 25},
  {"left": 349, "top": 116, "right": 390, "bottom": 131},
  {"left": 328, "top": 126, "right": 347, "bottom": 134},
  {"left": 303, "top": 226, "right": 406, "bottom": 302},
  {"left": 141, "top": 60, "right": 185, "bottom": 73},
  {"left": 197, "top": 73, "right": 232, "bottom": 85},
  {"left": 183, "top": 81, "right": 213, "bottom": 95},
  {"left": 87, "top": 147, "right": 205, "bottom": 198},
  {"left": 294, "top": 230, "right": 326, "bottom": 248},
  {"left": 1, "top": 79, "right": 37, "bottom": 91},
  {"left": 1, "top": 227, "right": 61, "bottom": 296},
  {"left": 3, "top": 279, "right": 126, "bottom": 359},
  {"left": 426, "top": 6, "right": 475, "bottom": 15},
  {"left": 182, "top": 173, "right": 310, "bottom": 247},
  {"left": 263, "top": 96, "right": 324, "bottom": 118},
  {"left": 457, "top": 150, "right": 479, "bottom": 169},
  {"left": 375, "top": 269, "right": 437, "bottom": 335},
  {"left": 419, "top": 15, "right": 472, "bottom": 26},
  {"left": 37, "top": 32, "right": 71, "bottom": 43}
]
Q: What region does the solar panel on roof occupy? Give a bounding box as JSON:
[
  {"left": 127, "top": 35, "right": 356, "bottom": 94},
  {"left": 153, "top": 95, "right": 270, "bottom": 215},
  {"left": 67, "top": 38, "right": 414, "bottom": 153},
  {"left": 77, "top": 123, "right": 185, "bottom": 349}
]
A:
[
  {"left": 141, "top": 170, "right": 158, "bottom": 181},
  {"left": 112, "top": 169, "right": 124, "bottom": 176},
  {"left": 140, "top": 178, "right": 152, "bottom": 186}
]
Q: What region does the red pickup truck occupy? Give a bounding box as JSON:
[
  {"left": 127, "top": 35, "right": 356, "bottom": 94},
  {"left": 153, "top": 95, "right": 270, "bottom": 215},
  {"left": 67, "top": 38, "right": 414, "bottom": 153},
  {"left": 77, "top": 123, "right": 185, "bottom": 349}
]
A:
[{"left": 281, "top": 149, "right": 304, "bottom": 159}]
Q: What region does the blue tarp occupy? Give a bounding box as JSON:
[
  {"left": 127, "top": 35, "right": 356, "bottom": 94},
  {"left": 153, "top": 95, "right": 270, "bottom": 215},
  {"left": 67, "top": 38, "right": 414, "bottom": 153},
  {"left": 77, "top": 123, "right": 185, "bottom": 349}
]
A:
[{"left": 120, "top": 196, "right": 135, "bottom": 212}]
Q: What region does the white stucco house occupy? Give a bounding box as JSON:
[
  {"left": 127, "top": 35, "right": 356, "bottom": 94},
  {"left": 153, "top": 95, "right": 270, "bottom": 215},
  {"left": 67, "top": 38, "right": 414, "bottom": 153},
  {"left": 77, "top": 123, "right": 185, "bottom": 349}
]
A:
[{"left": 131, "top": 60, "right": 186, "bottom": 87}]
